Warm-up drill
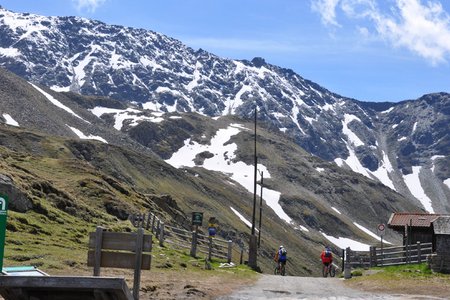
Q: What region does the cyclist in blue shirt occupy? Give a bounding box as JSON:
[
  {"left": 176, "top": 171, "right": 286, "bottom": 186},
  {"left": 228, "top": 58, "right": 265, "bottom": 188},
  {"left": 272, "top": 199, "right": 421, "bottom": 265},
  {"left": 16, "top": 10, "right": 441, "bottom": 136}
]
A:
[{"left": 274, "top": 245, "right": 287, "bottom": 272}]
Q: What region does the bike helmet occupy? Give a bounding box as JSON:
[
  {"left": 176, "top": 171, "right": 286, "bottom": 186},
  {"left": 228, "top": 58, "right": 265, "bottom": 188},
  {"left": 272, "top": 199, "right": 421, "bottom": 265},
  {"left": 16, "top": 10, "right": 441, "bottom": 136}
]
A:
[{"left": 279, "top": 245, "right": 284, "bottom": 249}]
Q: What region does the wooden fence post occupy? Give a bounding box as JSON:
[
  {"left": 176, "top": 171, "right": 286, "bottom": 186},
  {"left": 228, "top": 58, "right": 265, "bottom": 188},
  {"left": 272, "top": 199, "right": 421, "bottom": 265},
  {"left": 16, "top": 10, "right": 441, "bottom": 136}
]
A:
[
  {"left": 417, "top": 241, "right": 422, "bottom": 263},
  {"left": 145, "top": 213, "right": 151, "bottom": 230},
  {"left": 208, "top": 237, "right": 213, "bottom": 262},
  {"left": 344, "top": 247, "right": 351, "bottom": 279},
  {"left": 159, "top": 222, "right": 165, "bottom": 247},
  {"left": 190, "top": 231, "right": 198, "bottom": 258},
  {"left": 227, "top": 240, "right": 233, "bottom": 263},
  {"left": 151, "top": 214, "right": 156, "bottom": 233},
  {"left": 133, "top": 228, "right": 144, "bottom": 300},
  {"left": 93, "top": 226, "right": 104, "bottom": 276},
  {"left": 374, "top": 246, "right": 378, "bottom": 266},
  {"left": 369, "top": 246, "right": 374, "bottom": 267},
  {"left": 156, "top": 219, "right": 160, "bottom": 239},
  {"left": 240, "top": 247, "right": 244, "bottom": 265}
]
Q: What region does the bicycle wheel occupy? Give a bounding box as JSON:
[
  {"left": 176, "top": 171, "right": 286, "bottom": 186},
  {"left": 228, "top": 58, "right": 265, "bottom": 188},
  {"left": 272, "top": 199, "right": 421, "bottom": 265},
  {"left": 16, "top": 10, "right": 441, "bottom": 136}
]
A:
[
  {"left": 322, "top": 265, "right": 328, "bottom": 277},
  {"left": 274, "top": 266, "right": 280, "bottom": 275},
  {"left": 329, "top": 265, "right": 336, "bottom": 277},
  {"left": 281, "top": 265, "right": 286, "bottom": 276}
]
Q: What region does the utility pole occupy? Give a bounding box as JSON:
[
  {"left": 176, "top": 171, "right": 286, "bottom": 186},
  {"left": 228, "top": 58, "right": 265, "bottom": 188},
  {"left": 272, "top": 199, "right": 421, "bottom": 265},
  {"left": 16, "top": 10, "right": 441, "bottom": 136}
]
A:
[
  {"left": 248, "top": 106, "right": 258, "bottom": 269},
  {"left": 251, "top": 107, "right": 257, "bottom": 235},
  {"left": 258, "top": 171, "right": 263, "bottom": 247}
]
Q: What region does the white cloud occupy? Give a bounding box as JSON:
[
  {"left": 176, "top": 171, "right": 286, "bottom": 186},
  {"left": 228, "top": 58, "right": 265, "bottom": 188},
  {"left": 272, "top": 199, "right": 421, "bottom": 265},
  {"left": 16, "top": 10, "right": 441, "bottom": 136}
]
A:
[
  {"left": 375, "top": 0, "right": 450, "bottom": 65},
  {"left": 72, "top": 0, "right": 106, "bottom": 13},
  {"left": 311, "top": 0, "right": 341, "bottom": 26},
  {"left": 311, "top": 0, "right": 450, "bottom": 64}
]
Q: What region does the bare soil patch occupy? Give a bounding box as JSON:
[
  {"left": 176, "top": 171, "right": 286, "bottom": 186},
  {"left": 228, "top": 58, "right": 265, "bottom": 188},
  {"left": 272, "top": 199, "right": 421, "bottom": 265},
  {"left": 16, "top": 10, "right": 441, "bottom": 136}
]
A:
[
  {"left": 344, "top": 273, "right": 450, "bottom": 298},
  {"left": 47, "top": 266, "right": 257, "bottom": 300}
]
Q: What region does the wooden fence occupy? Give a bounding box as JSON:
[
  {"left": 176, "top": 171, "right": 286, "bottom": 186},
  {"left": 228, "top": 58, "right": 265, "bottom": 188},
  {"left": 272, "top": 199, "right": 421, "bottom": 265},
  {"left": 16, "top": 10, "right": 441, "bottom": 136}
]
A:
[
  {"left": 345, "top": 242, "right": 433, "bottom": 269},
  {"left": 370, "top": 242, "right": 432, "bottom": 267},
  {"left": 130, "top": 212, "right": 234, "bottom": 263}
]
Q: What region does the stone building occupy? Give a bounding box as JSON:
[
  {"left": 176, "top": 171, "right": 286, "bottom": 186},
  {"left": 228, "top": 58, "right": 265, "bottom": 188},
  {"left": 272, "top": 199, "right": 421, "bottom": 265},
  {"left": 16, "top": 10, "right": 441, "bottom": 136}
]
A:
[{"left": 428, "top": 216, "right": 450, "bottom": 273}]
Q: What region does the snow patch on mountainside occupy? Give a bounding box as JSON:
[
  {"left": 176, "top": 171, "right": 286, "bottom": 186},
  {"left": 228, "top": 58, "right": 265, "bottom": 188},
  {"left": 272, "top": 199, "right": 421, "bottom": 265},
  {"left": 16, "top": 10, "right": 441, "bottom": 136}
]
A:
[
  {"left": 31, "top": 83, "right": 88, "bottom": 123},
  {"left": 370, "top": 151, "right": 395, "bottom": 190},
  {"left": 230, "top": 206, "right": 255, "bottom": 230},
  {"left": 342, "top": 114, "right": 364, "bottom": 147},
  {"left": 431, "top": 155, "right": 445, "bottom": 172},
  {"left": 89, "top": 106, "right": 163, "bottom": 130},
  {"left": 166, "top": 124, "right": 292, "bottom": 223},
  {"left": 335, "top": 144, "right": 371, "bottom": 178},
  {"left": 403, "top": 166, "right": 434, "bottom": 213},
  {"left": 444, "top": 179, "right": 450, "bottom": 190},
  {"left": 67, "top": 125, "right": 107, "bottom": 143},
  {"left": 0, "top": 47, "right": 20, "bottom": 57},
  {"left": 321, "top": 232, "right": 371, "bottom": 251},
  {"left": 2, "top": 113, "right": 19, "bottom": 127},
  {"left": 353, "top": 222, "right": 392, "bottom": 244},
  {"left": 331, "top": 207, "right": 341, "bottom": 214}
]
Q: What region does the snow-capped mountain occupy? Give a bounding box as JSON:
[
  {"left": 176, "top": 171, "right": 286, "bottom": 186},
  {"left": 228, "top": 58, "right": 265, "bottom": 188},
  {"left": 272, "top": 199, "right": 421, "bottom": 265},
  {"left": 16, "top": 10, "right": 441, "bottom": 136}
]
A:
[{"left": 0, "top": 7, "right": 449, "bottom": 213}]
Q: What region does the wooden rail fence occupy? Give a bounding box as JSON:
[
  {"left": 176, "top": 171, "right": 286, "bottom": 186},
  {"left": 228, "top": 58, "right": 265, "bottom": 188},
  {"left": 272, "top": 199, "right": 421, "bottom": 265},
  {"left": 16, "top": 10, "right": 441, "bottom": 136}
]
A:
[
  {"left": 345, "top": 242, "right": 433, "bottom": 269},
  {"left": 130, "top": 212, "right": 234, "bottom": 263}
]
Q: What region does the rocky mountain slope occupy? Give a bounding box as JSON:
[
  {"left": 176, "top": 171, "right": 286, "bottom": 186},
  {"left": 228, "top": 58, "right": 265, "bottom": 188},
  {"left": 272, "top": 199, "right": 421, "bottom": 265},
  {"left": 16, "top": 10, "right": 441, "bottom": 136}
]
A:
[
  {"left": 0, "top": 7, "right": 448, "bottom": 213},
  {"left": 0, "top": 65, "right": 424, "bottom": 276}
]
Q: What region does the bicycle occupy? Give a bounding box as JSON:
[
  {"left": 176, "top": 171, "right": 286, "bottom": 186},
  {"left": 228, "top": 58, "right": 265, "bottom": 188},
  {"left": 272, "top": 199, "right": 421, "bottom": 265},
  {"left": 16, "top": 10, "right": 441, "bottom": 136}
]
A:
[
  {"left": 274, "top": 262, "right": 286, "bottom": 276},
  {"left": 322, "top": 263, "right": 336, "bottom": 277}
]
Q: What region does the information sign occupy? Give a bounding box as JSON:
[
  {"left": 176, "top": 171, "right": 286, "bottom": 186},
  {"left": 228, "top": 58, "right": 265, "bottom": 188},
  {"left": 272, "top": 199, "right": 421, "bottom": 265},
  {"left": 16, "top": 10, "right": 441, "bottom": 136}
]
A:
[
  {"left": 208, "top": 217, "right": 217, "bottom": 236},
  {"left": 191, "top": 212, "right": 203, "bottom": 226}
]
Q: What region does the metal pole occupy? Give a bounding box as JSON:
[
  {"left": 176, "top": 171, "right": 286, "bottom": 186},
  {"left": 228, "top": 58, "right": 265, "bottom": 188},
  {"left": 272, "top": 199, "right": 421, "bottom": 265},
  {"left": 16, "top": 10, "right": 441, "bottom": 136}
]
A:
[
  {"left": 251, "top": 107, "right": 257, "bottom": 235},
  {"left": 248, "top": 106, "right": 258, "bottom": 269},
  {"left": 258, "top": 171, "right": 263, "bottom": 247}
]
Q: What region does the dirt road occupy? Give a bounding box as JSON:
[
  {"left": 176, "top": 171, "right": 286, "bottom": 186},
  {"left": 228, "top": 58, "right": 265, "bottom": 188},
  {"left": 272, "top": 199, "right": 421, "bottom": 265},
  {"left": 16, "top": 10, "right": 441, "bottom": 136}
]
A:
[{"left": 217, "top": 275, "right": 447, "bottom": 300}]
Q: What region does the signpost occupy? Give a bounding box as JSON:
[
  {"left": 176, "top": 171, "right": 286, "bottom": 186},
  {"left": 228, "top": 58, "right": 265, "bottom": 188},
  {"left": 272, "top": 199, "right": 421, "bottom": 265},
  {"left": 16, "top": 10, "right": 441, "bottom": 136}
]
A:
[
  {"left": 0, "top": 194, "right": 9, "bottom": 272},
  {"left": 377, "top": 223, "right": 385, "bottom": 260}
]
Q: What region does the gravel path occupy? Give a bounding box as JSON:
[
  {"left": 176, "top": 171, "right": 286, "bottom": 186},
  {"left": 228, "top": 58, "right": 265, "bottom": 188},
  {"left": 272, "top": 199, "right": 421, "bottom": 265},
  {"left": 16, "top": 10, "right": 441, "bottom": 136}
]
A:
[{"left": 217, "top": 275, "right": 447, "bottom": 300}]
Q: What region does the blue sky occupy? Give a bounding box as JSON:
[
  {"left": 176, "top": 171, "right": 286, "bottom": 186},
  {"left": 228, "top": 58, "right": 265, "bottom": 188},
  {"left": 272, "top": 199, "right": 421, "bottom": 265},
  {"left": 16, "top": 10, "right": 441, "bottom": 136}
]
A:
[{"left": 1, "top": 0, "right": 450, "bottom": 102}]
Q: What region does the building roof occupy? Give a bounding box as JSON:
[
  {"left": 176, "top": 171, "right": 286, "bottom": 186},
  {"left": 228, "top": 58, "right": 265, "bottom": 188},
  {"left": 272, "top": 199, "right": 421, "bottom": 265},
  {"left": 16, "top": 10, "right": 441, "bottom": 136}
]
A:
[
  {"left": 432, "top": 216, "right": 450, "bottom": 235},
  {"left": 387, "top": 212, "right": 442, "bottom": 228}
]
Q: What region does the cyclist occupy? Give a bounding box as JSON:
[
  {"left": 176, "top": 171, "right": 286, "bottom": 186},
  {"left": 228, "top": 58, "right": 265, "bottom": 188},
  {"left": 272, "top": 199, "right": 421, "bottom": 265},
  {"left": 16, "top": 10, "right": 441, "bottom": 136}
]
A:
[
  {"left": 321, "top": 246, "right": 333, "bottom": 273},
  {"left": 274, "top": 245, "right": 287, "bottom": 274}
]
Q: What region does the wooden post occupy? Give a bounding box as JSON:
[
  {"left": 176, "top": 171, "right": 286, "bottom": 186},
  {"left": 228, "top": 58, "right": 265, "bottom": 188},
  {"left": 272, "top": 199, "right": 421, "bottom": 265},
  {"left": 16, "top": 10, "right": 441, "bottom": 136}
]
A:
[
  {"left": 344, "top": 247, "right": 351, "bottom": 279},
  {"left": 159, "top": 222, "right": 165, "bottom": 247},
  {"left": 369, "top": 246, "right": 375, "bottom": 268},
  {"left": 132, "top": 228, "right": 144, "bottom": 300},
  {"left": 145, "top": 213, "right": 151, "bottom": 230},
  {"left": 156, "top": 219, "right": 160, "bottom": 239},
  {"left": 240, "top": 248, "right": 244, "bottom": 265},
  {"left": 248, "top": 235, "right": 258, "bottom": 269},
  {"left": 190, "top": 231, "right": 198, "bottom": 258},
  {"left": 151, "top": 214, "right": 156, "bottom": 233},
  {"left": 93, "top": 226, "right": 104, "bottom": 276},
  {"left": 208, "top": 237, "right": 213, "bottom": 262},
  {"left": 141, "top": 213, "right": 146, "bottom": 228},
  {"left": 341, "top": 249, "right": 345, "bottom": 272},
  {"left": 227, "top": 240, "right": 233, "bottom": 263},
  {"left": 417, "top": 241, "right": 422, "bottom": 263}
]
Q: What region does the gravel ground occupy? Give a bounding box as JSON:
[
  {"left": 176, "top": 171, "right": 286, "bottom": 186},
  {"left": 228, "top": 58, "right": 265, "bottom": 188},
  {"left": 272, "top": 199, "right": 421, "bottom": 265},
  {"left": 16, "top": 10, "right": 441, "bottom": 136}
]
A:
[{"left": 1, "top": 267, "right": 449, "bottom": 299}]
